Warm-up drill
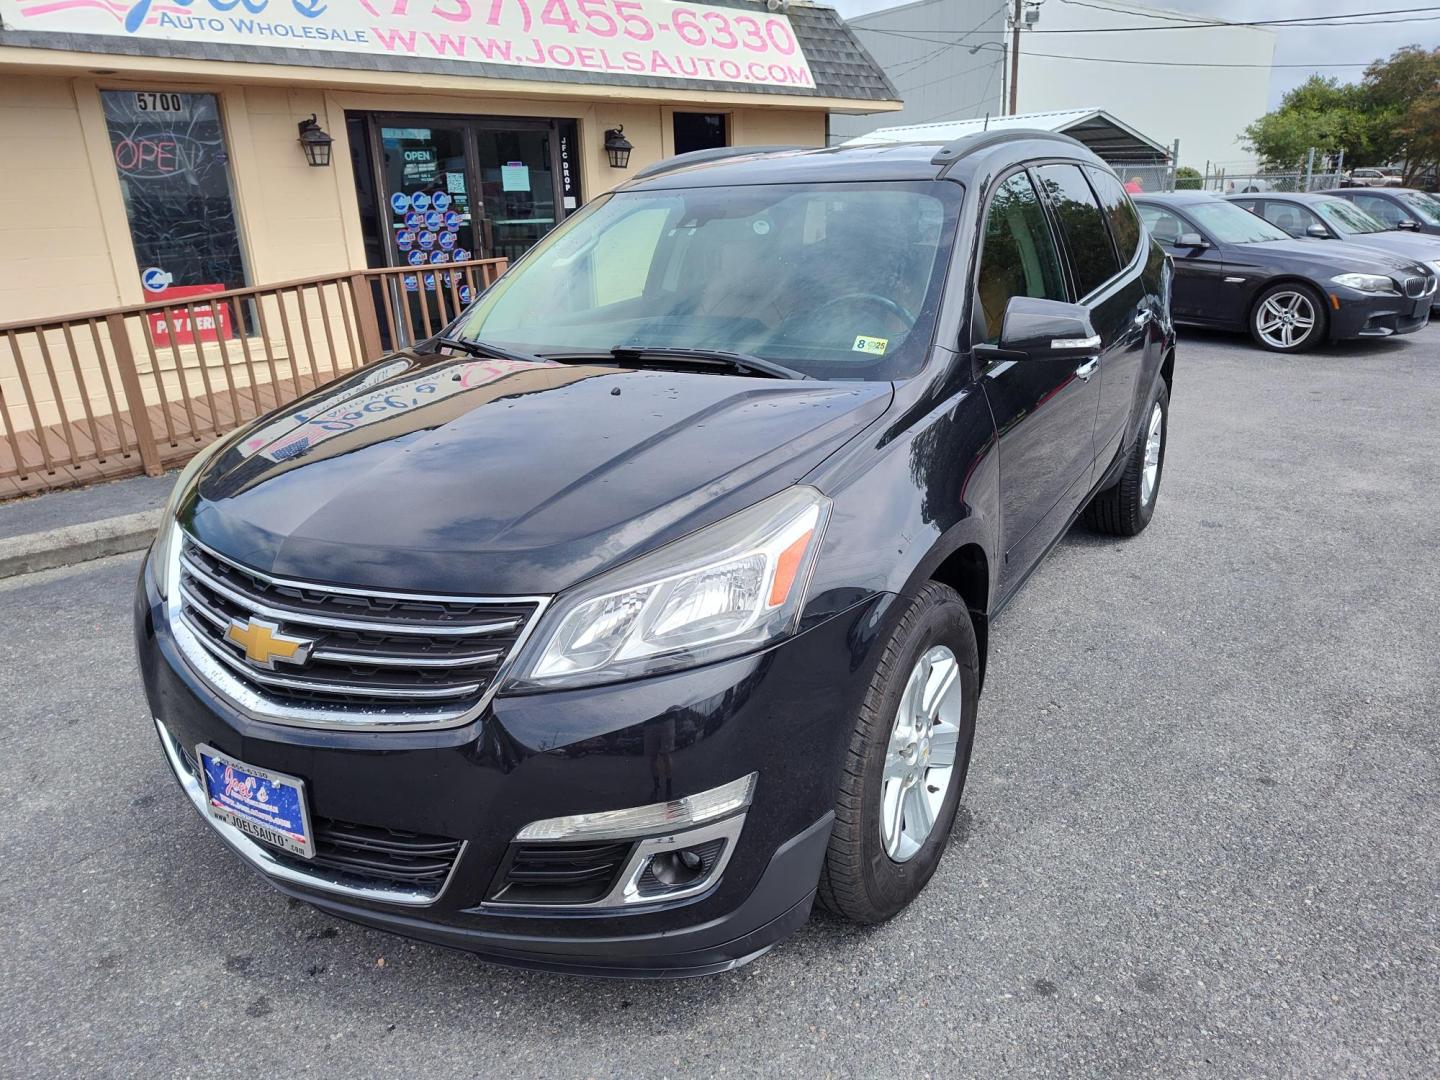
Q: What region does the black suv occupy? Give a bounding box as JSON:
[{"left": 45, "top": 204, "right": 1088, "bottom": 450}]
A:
[{"left": 137, "top": 131, "right": 1175, "bottom": 977}]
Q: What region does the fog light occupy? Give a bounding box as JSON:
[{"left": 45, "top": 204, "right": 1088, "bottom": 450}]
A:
[
  {"left": 515, "top": 773, "right": 757, "bottom": 842},
  {"left": 643, "top": 841, "right": 720, "bottom": 889}
]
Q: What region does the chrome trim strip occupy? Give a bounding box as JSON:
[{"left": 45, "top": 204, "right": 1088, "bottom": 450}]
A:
[
  {"left": 154, "top": 717, "right": 462, "bottom": 906},
  {"left": 180, "top": 612, "right": 482, "bottom": 700},
  {"left": 482, "top": 813, "right": 748, "bottom": 913},
  {"left": 309, "top": 646, "right": 505, "bottom": 669},
  {"left": 163, "top": 524, "right": 553, "bottom": 732},
  {"left": 181, "top": 552, "right": 524, "bottom": 638}
]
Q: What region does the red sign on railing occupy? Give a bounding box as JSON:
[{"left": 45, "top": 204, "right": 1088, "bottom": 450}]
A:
[{"left": 142, "top": 283, "right": 234, "bottom": 345}]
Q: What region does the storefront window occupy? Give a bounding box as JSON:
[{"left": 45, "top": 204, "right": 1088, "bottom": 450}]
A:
[{"left": 101, "top": 91, "right": 247, "bottom": 299}]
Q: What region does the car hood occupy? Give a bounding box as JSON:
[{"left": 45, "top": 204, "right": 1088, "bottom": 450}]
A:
[
  {"left": 1236, "top": 238, "right": 1428, "bottom": 274},
  {"left": 1341, "top": 231, "right": 1440, "bottom": 265},
  {"left": 186, "top": 353, "right": 892, "bottom": 595}
]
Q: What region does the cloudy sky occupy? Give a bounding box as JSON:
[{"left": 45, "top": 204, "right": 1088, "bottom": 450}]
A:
[{"left": 828, "top": 0, "right": 1440, "bottom": 105}]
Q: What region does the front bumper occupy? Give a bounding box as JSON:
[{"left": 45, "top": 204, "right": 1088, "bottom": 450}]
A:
[
  {"left": 1329, "top": 288, "right": 1432, "bottom": 339},
  {"left": 136, "top": 563, "right": 890, "bottom": 977}
]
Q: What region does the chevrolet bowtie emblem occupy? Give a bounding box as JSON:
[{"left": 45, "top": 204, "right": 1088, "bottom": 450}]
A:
[{"left": 225, "top": 617, "right": 314, "bottom": 670}]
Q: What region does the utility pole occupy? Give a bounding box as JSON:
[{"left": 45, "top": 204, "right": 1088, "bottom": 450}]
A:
[{"left": 1009, "top": 0, "right": 1022, "bottom": 116}]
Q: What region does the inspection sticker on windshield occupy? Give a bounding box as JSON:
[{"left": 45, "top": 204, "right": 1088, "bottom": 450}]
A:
[{"left": 853, "top": 335, "right": 889, "bottom": 355}]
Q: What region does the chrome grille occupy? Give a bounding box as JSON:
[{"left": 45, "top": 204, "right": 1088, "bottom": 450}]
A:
[
  {"left": 171, "top": 533, "right": 543, "bottom": 728},
  {"left": 1403, "top": 275, "right": 1426, "bottom": 299}
]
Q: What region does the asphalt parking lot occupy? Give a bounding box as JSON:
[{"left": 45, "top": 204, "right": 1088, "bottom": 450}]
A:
[{"left": 2, "top": 322, "right": 1438, "bottom": 1079}]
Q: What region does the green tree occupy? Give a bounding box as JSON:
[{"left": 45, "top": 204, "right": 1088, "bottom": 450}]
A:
[
  {"left": 1361, "top": 46, "right": 1440, "bottom": 183},
  {"left": 1241, "top": 76, "right": 1375, "bottom": 170},
  {"left": 1240, "top": 48, "right": 1439, "bottom": 179},
  {"left": 1174, "top": 166, "right": 1202, "bottom": 190}
]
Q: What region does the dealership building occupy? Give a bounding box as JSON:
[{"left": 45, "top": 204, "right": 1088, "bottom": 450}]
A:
[{"left": 0, "top": 0, "right": 898, "bottom": 325}]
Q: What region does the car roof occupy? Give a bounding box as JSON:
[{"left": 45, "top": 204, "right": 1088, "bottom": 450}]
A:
[
  {"left": 618, "top": 131, "right": 1107, "bottom": 191},
  {"left": 1315, "top": 187, "right": 1430, "bottom": 197},
  {"left": 1129, "top": 191, "right": 1224, "bottom": 207},
  {"left": 1225, "top": 191, "right": 1342, "bottom": 205}
]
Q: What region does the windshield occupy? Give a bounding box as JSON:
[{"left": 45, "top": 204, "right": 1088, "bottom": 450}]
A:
[
  {"left": 449, "top": 182, "right": 960, "bottom": 381},
  {"left": 1184, "top": 200, "right": 1290, "bottom": 244},
  {"left": 1313, "top": 198, "right": 1388, "bottom": 234},
  {"left": 1397, "top": 191, "right": 1440, "bottom": 226}
]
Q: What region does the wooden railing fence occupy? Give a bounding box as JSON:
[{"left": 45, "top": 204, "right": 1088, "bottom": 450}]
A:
[{"left": 0, "top": 258, "right": 507, "bottom": 499}]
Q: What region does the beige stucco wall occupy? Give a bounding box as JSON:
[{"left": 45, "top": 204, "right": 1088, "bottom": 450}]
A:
[
  {"left": 0, "top": 57, "right": 846, "bottom": 323},
  {"left": 0, "top": 58, "right": 845, "bottom": 434}
]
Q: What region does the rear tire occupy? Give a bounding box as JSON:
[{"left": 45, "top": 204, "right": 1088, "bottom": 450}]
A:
[
  {"left": 1249, "top": 283, "right": 1326, "bottom": 353},
  {"left": 818, "top": 582, "right": 979, "bottom": 924},
  {"left": 1082, "top": 381, "right": 1168, "bottom": 537}
]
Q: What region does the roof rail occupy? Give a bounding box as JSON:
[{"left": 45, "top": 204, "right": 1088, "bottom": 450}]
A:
[
  {"left": 629, "top": 145, "right": 809, "bottom": 182},
  {"left": 930, "top": 127, "right": 1087, "bottom": 169}
]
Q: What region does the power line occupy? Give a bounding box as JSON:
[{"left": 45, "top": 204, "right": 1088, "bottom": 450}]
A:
[
  {"left": 855, "top": 29, "right": 1404, "bottom": 67},
  {"left": 895, "top": 53, "right": 1004, "bottom": 95},
  {"left": 855, "top": 5, "right": 1440, "bottom": 36}
]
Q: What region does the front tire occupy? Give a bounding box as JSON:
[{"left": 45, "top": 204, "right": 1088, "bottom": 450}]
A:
[
  {"left": 1082, "top": 381, "right": 1168, "bottom": 537},
  {"left": 818, "top": 582, "right": 979, "bottom": 924},
  {"left": 1249, "top": 283, "right": 1326, "bottom": 352}
]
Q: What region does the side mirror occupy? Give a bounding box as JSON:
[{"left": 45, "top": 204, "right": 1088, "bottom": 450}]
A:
[
  {"left": 1397, "top": 219, "right": 1420, "bottom": 231},
  {"left": 975, "top": 297, "right": 1098, "bottom": 362},
  {"left": 1306, "top": 223, "right": 1330, "bottom": 239},
  {"left": 1176, "top": 232, "right": 1209, "bottom": 249}
]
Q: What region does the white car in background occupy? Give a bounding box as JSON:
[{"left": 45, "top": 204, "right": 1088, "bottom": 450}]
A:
[{"left": 1347, "top": 168, "right": 1404, "bottom": 188}]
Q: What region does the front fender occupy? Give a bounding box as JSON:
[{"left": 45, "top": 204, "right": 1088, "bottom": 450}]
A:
[{"left": 800, "top": 374, "right": 1000, "bottom": 627}]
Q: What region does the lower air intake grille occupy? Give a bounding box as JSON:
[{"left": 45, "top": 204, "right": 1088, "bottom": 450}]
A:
[
  {"left": 309, "top": 819, "right": 463, "bottom": 890},
  {"left": 488, "top": 841, "right": 635, "bottom": 905}
]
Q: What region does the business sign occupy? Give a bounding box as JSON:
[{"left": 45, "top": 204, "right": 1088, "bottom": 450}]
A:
[
  {"left": 142, "top": 282, "right": 235, "bottom": 345},
  {"left": 0, "top": 0, "right": 815, "bottom": 89}
]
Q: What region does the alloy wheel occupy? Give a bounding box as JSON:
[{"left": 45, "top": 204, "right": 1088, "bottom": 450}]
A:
[
  {"left": 1141, "top": 401, "right": 1164, "bottom": 505},
  {"left": 880, "top": 645, "right": 963, "bottom": 863},
  {"left": 1255, "top": 290, "right": 1316, "bottom": 349}
]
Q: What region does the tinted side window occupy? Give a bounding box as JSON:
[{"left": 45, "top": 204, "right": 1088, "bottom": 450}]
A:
[
  {"left": 1087, "top": 167, "right": 1143, "bottom": 264},
  {"left": 1034, "top": 164, "right": 1121, "bottom": 297},
  {"left": 1258, "top": 201, "right": 1308, "bottom": 235},
  {"left": 975, "top": 171, "right": 1068, "bottom": 343},
  {"left": 1353, "top": 193, "right": 1406, "bottom": 226},
  {"left": 1136, "top": 205, "right": 1187, "bottom": 246}
]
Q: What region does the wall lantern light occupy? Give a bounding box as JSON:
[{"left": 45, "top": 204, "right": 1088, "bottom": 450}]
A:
[
  {"left": 297, "top": 114, "right": 334, "bottom": 167},
  {"left": 604, "top": 126, "right": 633, "bottom": 169}
]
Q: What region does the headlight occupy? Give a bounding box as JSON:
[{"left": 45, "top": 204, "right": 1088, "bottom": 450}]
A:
[
  {"left": 1330, "top": 272, "right": 1397, "bottom": 294},
  {"left": 150, "top": 435, "right": 229, "bottom": 598},
  {"left": 506, "top": 486, "right": 831, "bottom": 691}
]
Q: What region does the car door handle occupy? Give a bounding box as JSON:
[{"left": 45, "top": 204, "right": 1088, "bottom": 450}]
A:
[
  {"left": 1075, "top": 358, "right": 1099, "bottom": 382},
  {"left": 1133, "top": 311, "right": 1150, "bottom": 328}
]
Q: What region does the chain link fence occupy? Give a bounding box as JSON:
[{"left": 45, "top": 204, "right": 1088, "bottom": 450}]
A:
[
  {"left": 1103, "top": 146, "right": 1350, "bottom": 196},
  {"left": 1200, "top": 170, "right": 1347, "bottom": 194}
]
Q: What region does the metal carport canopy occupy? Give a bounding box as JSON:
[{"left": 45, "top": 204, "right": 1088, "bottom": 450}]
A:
[{"left": 844, "top": 108, "right": 1170, "bottom": 165}]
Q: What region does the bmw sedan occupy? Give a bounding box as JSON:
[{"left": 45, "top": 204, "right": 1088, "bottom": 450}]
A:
[
  {"left": 1226, "top": 192, "right": 1440, "bottom": 308},
  {"left": 1134, "top": 192, "right": 1435, "bottom": 352}
]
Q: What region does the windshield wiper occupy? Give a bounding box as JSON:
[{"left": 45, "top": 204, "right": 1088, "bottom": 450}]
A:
[
  {"left": 428, "top": 335, "right": 542, "bottom": 365},
  {"left": 543, "top": 346, "right": 811, "bottom": 380}
]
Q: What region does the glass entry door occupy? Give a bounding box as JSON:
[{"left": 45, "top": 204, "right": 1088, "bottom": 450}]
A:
[
  {"left": 376, "top": 122, "right": 481, "bottom": 273},
  {"left": 473, "top": 126, "right": 558, "bottom": 264},
  {"left": 368, "top": 115, "right": 569, "bottom": 270}
]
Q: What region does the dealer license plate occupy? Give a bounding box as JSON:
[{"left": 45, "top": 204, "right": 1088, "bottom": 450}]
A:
[{"left": 197, "top": 745, "right": 315, "bottom": 859}]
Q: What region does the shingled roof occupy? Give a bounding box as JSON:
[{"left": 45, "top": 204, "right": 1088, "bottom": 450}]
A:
[{"left": 0, "top": 0, "right": 898, "bottom": 103}]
